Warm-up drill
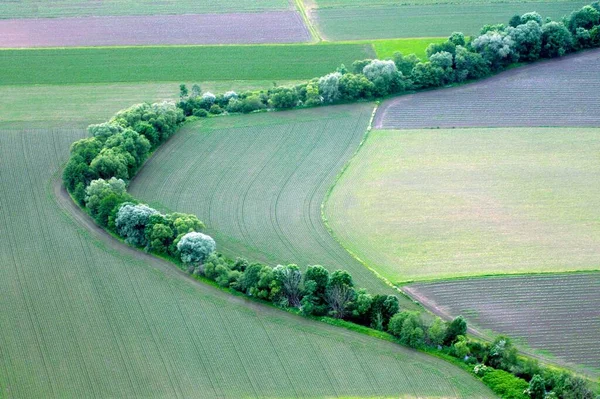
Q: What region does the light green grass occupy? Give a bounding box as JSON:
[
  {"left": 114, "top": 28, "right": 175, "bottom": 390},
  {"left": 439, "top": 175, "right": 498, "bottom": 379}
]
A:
[
  {"left": 0, "top": 44, "right": 375, "bottom": 85},
  {"left": 0, "top": 81, "right": 300, "bottom": 128},
  {"left": 325, "top": 128, "right": 600, "bottom": 283},
  {"left": 312, "top": 1, "right": 589, "bottom": 39},
  {"left": 372, "top": 37, "right": 447, "bottom": 60},
  {"left": 0, "top": 0, "right": 290, "bottom": 19},
  {"left": 129, "top": 103, "right": 411, "bottom": 298}
]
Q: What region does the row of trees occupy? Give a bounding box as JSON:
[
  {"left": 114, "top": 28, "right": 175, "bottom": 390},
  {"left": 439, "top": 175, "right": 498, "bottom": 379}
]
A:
[{"left": 177, "top": 2, "right": 600, "bottom": 118}]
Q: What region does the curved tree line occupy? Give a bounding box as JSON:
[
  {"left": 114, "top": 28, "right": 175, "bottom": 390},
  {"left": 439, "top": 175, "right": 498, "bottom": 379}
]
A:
[{"left": 62, "top": 3, "right": 600, "bottom": 398}]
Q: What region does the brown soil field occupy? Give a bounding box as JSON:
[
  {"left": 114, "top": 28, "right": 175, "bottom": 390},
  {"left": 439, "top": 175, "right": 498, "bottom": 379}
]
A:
[
  {"left": 406, "top": 273, "right": 600, "bottom": 376},
  {"left": 0, "top": 12, "right": 311, "bottom": 47},
  {"left": 375, "top": 48, "right": 600, "bottom": 129}
]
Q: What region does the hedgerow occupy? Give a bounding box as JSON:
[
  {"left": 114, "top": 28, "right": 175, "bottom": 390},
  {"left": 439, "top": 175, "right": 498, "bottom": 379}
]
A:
[
  {"left": 177, "top": 2, "right": 600, "bottom": 118},
  {"left": 61, "top": 3, "right": 600, "bottom": 398}
]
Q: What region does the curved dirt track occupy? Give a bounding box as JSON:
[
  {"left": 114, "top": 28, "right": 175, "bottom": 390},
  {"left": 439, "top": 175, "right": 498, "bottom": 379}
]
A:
[{"left": 375, "top": 48, "right": 600, "bottom": 129}]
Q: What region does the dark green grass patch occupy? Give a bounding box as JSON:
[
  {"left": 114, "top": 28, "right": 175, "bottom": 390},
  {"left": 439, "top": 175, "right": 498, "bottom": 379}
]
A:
[{"left": 0, "top": 43, "right": 375, "bottom": 85}]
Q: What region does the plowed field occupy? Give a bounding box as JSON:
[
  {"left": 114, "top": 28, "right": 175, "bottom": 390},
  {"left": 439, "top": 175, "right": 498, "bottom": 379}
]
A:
[
  {"left": 376, "top": 48, "right": 600, "bottom": 129},
  {"left": 0, "top": 12, "right": 310, "bottom": 48},
  {"left": 406, "top": 273, "right": 600, "bottom": 375}
]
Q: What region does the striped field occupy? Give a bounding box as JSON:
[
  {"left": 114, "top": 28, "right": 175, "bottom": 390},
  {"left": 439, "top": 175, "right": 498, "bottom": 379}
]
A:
[{"left": 407, "top": 273, "right": 600, "bottom": 376}]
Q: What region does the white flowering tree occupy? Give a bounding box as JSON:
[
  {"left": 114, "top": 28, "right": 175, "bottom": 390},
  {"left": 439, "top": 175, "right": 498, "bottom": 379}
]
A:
[
  {"left": 115, "top": 203, "right": 158, "bottom": 246},
  {"left": 177, "top": 232, "right": 216, "bottom": 264}
]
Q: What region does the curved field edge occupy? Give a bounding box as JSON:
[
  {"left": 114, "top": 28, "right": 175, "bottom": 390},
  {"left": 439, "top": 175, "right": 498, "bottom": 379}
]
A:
[
  {"left": 0, "top": 126, "right": 497, "bottom": 398},
  {"left": 129, "top": 103, "right": 410, "bottom": 299},
  {"left": 404, "top": 272, "right": 600, "bottom": 378},
  {"left": 324, "top": 128, "right": 600, "bottom": 283}
]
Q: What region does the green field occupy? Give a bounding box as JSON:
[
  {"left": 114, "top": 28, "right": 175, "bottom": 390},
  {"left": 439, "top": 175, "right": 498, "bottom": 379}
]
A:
[
  {"left": 0, "top": 44, "right": 375, "bottom": 85},
  {"left": 314, "top": 0, "right": 586, "bottom": 6},
  {"left": 0, "top": 81, "right": 300, "bottom": 128},
  {"left": 360, "top": 37, "right": 446, "bottom": 60},
  {"left": 325, "top": 128, "right": 600, "bottom": 283},
  {"left": 0, "top": 117, "right": 496, "bottom": 398},
  {"left": 311, "top": 1, "right": 589, "bottom": 39},
  {"left": 129, "top": 104, "right": 409, "bottom": 298},
  {"left": 0, "top": 0, "right": 290, "bottom": 19}
]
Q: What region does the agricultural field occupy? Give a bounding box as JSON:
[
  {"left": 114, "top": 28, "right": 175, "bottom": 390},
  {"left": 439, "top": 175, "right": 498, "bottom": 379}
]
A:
[
  {"left": 376, "top": 48, "right": 600, "bottom": 129},
  {"left": 406, "top": 273, "right": 600, "bottom": 375},
  {"left": 0, "top": 81, "right": 300, "bottom": 129},
  {"left": 0, "top": 0, "right": 291, "bottom": 19},
  {"left": 129, "top": 104, "right": 408, "bottom": 297},
  {"left": 0, "top": 123, "right": 496, "bottom": 398},
  {"left": 325, "top": 128, "right": 600, "bottom": 283},
  {"left": 0, "top": 12, "right": 311, "bottom": 48},
  {"left": 309, "top": 1, "right": 589, "bottom": 39},
  {"left": 0, "top": 43, "right": 375, "bottom": 85}
]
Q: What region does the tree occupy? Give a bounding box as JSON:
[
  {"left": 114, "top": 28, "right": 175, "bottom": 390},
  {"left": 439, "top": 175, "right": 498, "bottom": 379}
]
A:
[
  {"left": 444, "top": 315, "right": 467, "bottom": 345},
  {"left": 90, "top": 148, "right": 130, "bottom": 180},
  {"left": 147, "top": 222, "right": 175, "bottom": 253},
  {"left": 472, "top": 31, "right": 515, "bottom": 70},
  {"left": 454, "top": 45, "right": 490, "bottom": 82},
  {"left": 190, "top": 84, "right": 202, "bottom": 98},
  {"left": 392, "top": 52, "right": 420, "bottom": 77},
  {"left": 268, "top": 87, "right": 299, "bottom": 109},
  {"left": 426, "top": 40, "right": 456, "bottom": 57},
  {"left": 541, "top": 21, "right": 574, "bottom": 57},
  {"left": 568, "top": 5, "right": 600, "bottom": 32},
  {"left": 452, "top": 335, "right": 470, "bottom": 358},
  {"left": 370, "top": 294, "right": 399, "bottom": 330},
  {"left": 338, "top": 73, "right": 374, "bottom": 100},
  {"left": 527, "top": 374, "right": 545, "bottom": 399},
  {"left": 448, "top": 31, "right": 466, "bottom": 46},
  {"left": 177, "top": 232, "right": 216, "bottom": 265},
  {"left": 88, "top": 122, "right": 123, "bottom": 142},
  {"left": 520, "top": 12, "right": 543, "bottom": 26},
  {"left": 84, "top": 177, "right": 127, "bottom": 218},
  {"left": 362, "top": 59, "right": 404, "bottom": 95},
  {"left": 318, "top": 72, "right": 342, "bottom": 103},
  {"left": 351, "top": 59, "right": 372, "bottom": 74},
  {"left": 104, "top": 128, "right": 151, "bottom": 171},
  {"left": 115, "top": 203, "right": 158, "bottom": 247},
  {"left": 179, "top": 84, "right": 188, "bottom": 99},
  {"left": 326, "top": 284, "right": 355, "bottom": 319},
  {"left": 301, "top": 265, "right": 330, "bottom": 315},
  {"left": 388, "top": 311, "right": 423, "bottom": 347},
  {"left": 486, "top": 335, "right": 518, "bottom": 371},
  {"left": 411, "top": 62, "right": 446, "bottom": 88},
  {"left": 273, "top": 264, "right": 302, "bottom": 307},
  {"left": 241, "top": 263, "right": 275, "bottom": 300},
  {"left": 429, "top": 51, "right": 455, "bottom": 84},
  {"left": 427, "top": 317, "right": 447, "bottom": 346},
  {"left": 351, "top": 288, "right": 373, "bottom": 322},
  {"left": 508, "top": 20, "right": 543, "bottom": 61}
]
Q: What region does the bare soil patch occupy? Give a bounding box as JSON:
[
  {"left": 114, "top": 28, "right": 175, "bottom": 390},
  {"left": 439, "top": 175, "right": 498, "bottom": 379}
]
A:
[
  {"left": 0, "top": 11, "right": 311, "bottom": 47},
  {"left": 376, "top": 48, "right": 600, "bottom": 129}
]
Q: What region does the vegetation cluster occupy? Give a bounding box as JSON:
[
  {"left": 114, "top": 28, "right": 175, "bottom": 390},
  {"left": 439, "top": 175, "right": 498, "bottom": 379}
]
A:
[{"left": 177, "top": 3, "right": 600, "bottom": 118}]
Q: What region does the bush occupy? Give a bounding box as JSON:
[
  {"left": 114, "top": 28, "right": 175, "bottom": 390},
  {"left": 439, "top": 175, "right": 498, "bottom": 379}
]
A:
[
  {"left": 193, "top": 108, "right": 209, "bottom": 117},
  {"left": 481, "top": 369, "right": 528, "bottom": 399},
  {"left": 541, "top": 21, "right": 574, "bottom": 57},
  {"left": 115, "top": 203, "right": 158, "bottom": 247},
  {"left": 444, "top": 316, "right": 467, "bottom": 345}
]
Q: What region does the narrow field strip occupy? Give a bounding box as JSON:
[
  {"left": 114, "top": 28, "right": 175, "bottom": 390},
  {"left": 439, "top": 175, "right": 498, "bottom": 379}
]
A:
[
  {"left": 0, "top": 0, "right": 291, "bottom": 19},
  {"left": 311, "top": 1, "right": 588, "bottom": 39},
  {"left": 376, "top": 48, "right": 600, "bottom": 129},
  {"left": 407, "top": 273, "right": 600, "bottom": 375},
  {"left": 0, "top": 43, "right": 375, "bottom": 85},
  {"left": 0, "top": 127, "right": 496, "bottom": 397},
  {"left": 0, "top": 12, "right": 311, "bottom": 48}
]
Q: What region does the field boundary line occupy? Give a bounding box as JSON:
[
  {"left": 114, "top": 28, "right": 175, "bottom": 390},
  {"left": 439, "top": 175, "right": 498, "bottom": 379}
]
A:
[
  {"left": 294, "top": 0, "right": 322, "bottom": 42},
  {"left": 320, "top": 103, "right": 420, "bottom": 305}
]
